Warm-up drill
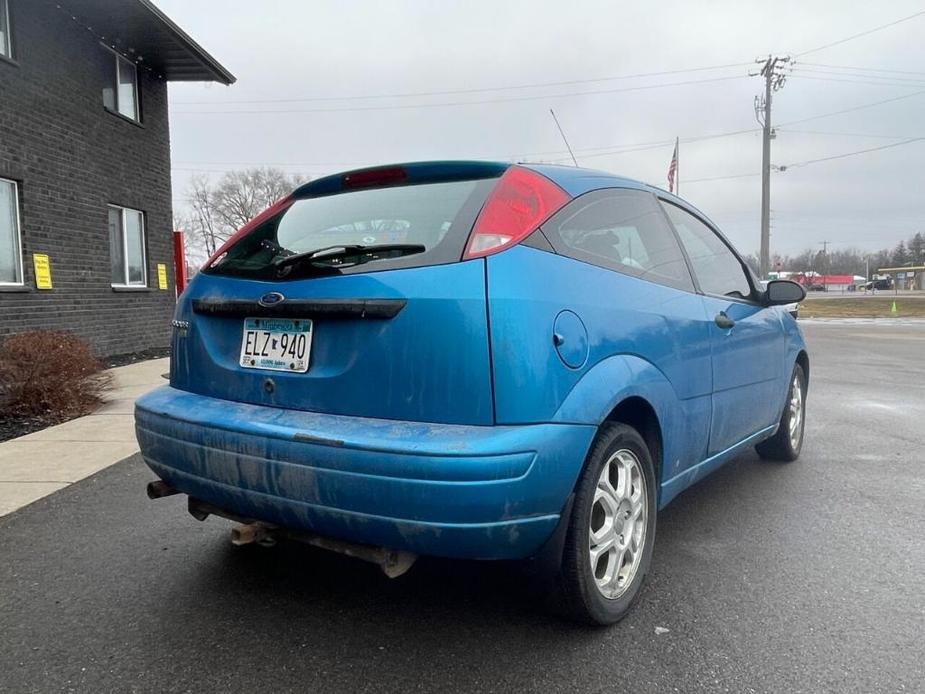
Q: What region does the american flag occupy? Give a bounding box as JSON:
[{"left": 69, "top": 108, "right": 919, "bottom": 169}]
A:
[{"left": 667, "top": 137, "right": 679, "bottom": 193}]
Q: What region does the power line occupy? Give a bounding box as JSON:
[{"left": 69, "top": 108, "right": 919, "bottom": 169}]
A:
[
  {"left": 171, "top": 127, "right": 760, "bottom": 171},
  {"left": 798, "top": 62, "right": 925, "bottom": 77},
  {"left": 791, "top": 72, "right": 925, "bottom": 89},
  {"left": 172, "top": 74, "right": 747, "bottom": 115},
  {"left": 783, "top": 136, "right": 925, "bottom": 168},
  {"left": 778, "top": 128, "right": 920, "bottom": 139},
  {"left": 682, "top": 172, "right": 761, "bottom": 184},
  {"left": 777, "top": 88, "right": 925, "bottom": 126},
  {"left": 662, "top": 136, "right": 925, "bottom": 185},
  {"left": 790, "top": 74, "right": 925, "bottom": 88},
  {"left": 789, "top": 66, "right": 925, "bottom": 88},
  {"left": 171, "top": 105, "right": 921, "bottom": 176},
  {"left": 575, "top": 127, "right": 760, "bottom": 161},
  {"left": 173, "top": 62, "right": 752, "bottom": 105},
  {"left": 792, "top": 66, "right": 925, "bottom": 83},
  {"left": 795, "top": 8, "right": 925, "bottom": 57},
  {"left": 170, "top": 98, "right": 921, "bottom": 178},
  {"left": 178, "top": 117, "right": 920, "bottom": 174}
]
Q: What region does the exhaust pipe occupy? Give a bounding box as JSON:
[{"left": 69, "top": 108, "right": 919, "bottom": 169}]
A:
[
  {"left": 184, "top": 496, "right": 418, "bottom": 578},
  {"left": 146, "top": 480, "right": 180, "bottom": 499},
  {"left": 230, "top": 521, "right": 273, "bottom": 546},
  {"left": 303, "top": 532, "right": 417, "bottom": 578}
]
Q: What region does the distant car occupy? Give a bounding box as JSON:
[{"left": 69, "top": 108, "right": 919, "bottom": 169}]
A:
[
  {"left": 136, "top": 161, "right": 810, "bottom": 625},
  {"left": 807, "top": 284, "right": 827, "bottom": 292},
  {"left": 865, "top": 279, "right": 892, "bottom": 291}
]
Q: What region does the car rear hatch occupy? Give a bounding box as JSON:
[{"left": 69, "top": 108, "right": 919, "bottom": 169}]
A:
[{"left": 171, "top": 162, "right": 508, "bottom": 426}]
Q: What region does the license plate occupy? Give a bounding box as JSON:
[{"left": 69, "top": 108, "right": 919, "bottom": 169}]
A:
[{"left": 239, "top": 317, "right": 312, "bottom": 373}]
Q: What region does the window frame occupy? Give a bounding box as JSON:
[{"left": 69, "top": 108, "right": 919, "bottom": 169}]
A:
[
  {"left": 103, "top": 47, "right": 140, "bottom": 123},
  {"left": 0, "top": 0, "right": 11, "bottom": 60},
  {"left": 0, "top": 177, "right": 24, "bottom": 287},
  {"left": 657, "top": 197, "right": 760, "bottom": 304},
  {"left": 540, "top": 187, "right": 696, "bottom": 294},
  {"left": 108, "top": 204, "right": 147, "bottom": 288}
]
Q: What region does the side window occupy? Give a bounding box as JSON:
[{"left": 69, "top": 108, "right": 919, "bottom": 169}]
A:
[
  {"left": 661, "top": 202, "right": 753, "bottom": 300},
  {"left": 0, "top": 177, "right": 23, "bottom": 285},
  {"left": 108, "top": 205, "right": 146, "bottom": 287},
  {"left": 0, "top": 0, "right": 11, "bottom": 59},
  {"left": 543, "top": 189, "right": 694, "bottom": 292},
  {"left": 102, "top": 49, "right": 140, "bottom": 122}
]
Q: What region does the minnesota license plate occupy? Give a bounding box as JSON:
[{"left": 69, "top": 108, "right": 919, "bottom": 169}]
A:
[{"left": 239, "top": 317, "right": 312, "bottom": 373}]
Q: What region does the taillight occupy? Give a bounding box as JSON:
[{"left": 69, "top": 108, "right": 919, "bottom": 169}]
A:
[
  {"left": 201, "top": 195, "right": 294, "bottom": 270},
  {"left": 342, "top": 166, "right": 407, "bottom": 189},
  {"left": 463, "top": 166, "right": 570, "bottom": 259}
]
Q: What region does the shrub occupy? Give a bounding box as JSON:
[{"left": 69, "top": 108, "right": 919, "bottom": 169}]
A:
[{"left": 0, "top": 331, "right": 113, "bottom": 418}]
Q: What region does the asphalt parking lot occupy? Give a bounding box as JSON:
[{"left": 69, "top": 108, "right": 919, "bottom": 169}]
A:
[{"left": 1, "top": 320, "right": 923, "bottom": 694}]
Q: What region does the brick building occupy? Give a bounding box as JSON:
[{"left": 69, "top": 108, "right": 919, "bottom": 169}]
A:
[{"left": 0, "top": 0, "right": 233, "bottom": 356}]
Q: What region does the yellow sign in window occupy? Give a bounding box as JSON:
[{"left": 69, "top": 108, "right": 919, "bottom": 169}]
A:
[
  {"left": 33, "top": 254, "right": 52, "bottom": 289},
  {"left": 157, "top": 263, "right": 168, "bottom": 290}
]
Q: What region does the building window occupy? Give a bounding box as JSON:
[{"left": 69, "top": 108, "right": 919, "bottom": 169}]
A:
[
  {"left": 0, "top": 0, "right": 11, "bottom": 59},
  {"left": 0, "top": 178, "right": 23, "bottom": 285},
  {"left": 102, "top": 50, "right": 139, "bottom": 122},
  {"left": 108, "top": 205, "right": 146, "bottom": 286}
]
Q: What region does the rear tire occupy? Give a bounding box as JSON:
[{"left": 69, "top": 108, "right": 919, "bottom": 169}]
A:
[
  {"left": 756, "top": 363, "right": 806, "bottom": 462},
  {"left": 558, "top": 423, "right": 657, "bottom": 625}
]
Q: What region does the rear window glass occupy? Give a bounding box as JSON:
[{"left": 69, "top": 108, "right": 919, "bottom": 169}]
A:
[{"left": 207, "top": 178, "right": 497, "bottom": 279}]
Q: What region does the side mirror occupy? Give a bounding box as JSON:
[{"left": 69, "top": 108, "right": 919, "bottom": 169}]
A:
[{"left": 765, "top": 279, "right": 806, "bottom": 305}]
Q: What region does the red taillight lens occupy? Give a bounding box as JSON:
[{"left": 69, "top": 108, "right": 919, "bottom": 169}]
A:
[
  {"left": 202, "top": 194, "right": 294, "bottom": 270},
  {"left": 463, "top": 166, "right": 570, "bottom": 259}
]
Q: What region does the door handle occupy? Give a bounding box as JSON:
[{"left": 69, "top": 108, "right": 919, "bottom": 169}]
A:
[{"left": 714, "top": 312, "right": 735, "bottom": 329}]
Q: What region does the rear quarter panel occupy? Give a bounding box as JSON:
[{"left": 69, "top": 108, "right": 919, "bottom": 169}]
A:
[{"left": 487, "top": 246, "right": 714, "bottom": 490}]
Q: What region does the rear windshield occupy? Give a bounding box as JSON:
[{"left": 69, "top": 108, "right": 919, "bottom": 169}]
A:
[{"left": 206, "top": 178, "right": 497, "bottom": 279}]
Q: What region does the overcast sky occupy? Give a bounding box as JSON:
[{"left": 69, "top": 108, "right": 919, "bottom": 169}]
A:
[{"left": 154, "top": 0, "right": 925, "bottom": 258}]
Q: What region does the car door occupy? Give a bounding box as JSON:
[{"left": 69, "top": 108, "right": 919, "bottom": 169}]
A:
[{"left": 660, "top": 200, "right": 786, "bottom": 456}]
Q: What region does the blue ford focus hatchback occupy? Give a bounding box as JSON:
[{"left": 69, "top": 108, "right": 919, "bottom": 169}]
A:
[{"left": 137, "top": 161, "right": 808, "bottom": 624}]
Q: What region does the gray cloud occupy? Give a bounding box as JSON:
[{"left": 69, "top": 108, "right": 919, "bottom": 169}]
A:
[{"left": 158, "top": 0, "right": 925, "bottom": 257}]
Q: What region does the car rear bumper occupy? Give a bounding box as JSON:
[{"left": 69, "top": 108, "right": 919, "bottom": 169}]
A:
[{"left": 135, "top": 386, "right": 596, "bottom": 560}]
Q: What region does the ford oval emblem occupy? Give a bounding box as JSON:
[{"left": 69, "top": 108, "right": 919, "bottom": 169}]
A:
[{"left": 258, "top": 292, "right": 285, "bottom": 307}]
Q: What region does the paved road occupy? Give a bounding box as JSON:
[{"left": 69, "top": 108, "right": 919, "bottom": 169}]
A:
[{"left": 1, "top": 322, "right": 923, "bottom": 693}]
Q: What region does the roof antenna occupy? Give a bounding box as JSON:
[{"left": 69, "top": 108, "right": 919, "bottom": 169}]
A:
[{"left": 549, "top": 109, "right": 579, "bottom": 167}]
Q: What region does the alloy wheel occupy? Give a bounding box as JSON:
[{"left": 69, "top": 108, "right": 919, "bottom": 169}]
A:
[
  {"left": 588, "top": 449, "right": 647, "bottom": 599},
  {"left": 789, "top": 373, "right": 804, "bottom": 449}
]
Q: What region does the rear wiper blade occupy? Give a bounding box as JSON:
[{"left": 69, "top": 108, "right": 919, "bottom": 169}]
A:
[{"left": 272, "top": 244, "right": 426, "bottom": 271}]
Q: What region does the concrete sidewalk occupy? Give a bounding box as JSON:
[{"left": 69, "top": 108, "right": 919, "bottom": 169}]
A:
[{"left": 0, "top": 358, "right": 168, "bottom": 517}]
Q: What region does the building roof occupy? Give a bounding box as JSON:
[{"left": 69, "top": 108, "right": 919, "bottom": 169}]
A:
[
  {"left": 794, "top": 274, "right": 857, "bottom": 284},
  {"left": 878, "top": 266, "right": 925, "bottom": 273},
  {"left": 59, "top": 0, "right": 235, "bottom": 84}
]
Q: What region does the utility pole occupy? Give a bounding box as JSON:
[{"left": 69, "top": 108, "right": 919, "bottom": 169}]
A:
[
  {"left": 753, "top": 55, "right": 790, "bottom": 279},
  {"left": 819, "top": 240, "right": 829, "bottom": 292}
]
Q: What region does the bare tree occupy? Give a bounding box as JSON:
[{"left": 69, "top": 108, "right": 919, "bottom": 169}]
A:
[{"left": 176, "top": 168, "right": 307, "bottom": 263}]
